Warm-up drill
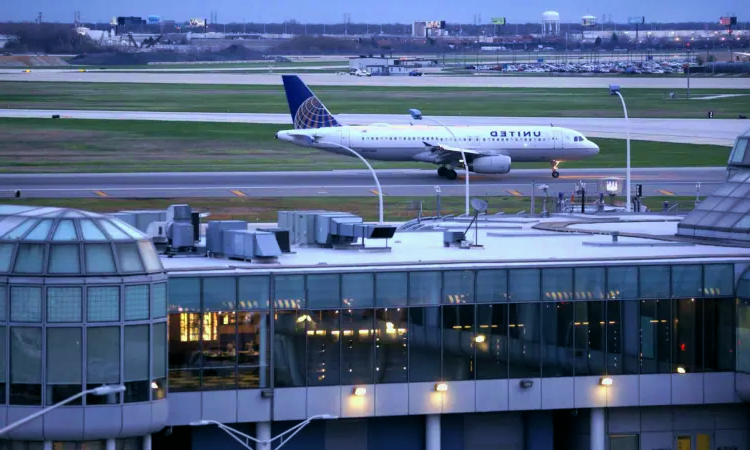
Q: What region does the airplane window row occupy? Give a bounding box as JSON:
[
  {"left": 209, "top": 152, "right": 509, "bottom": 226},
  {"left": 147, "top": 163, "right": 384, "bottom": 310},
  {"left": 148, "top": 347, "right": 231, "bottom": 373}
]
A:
[{"left": 360, "top": 137, "right": 549, "bottom": 142}]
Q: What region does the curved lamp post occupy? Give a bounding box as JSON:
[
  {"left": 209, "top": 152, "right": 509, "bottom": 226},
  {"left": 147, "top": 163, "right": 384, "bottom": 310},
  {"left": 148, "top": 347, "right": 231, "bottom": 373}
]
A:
[
  {"left": 609, "top": 84, "right": 631, "bottom": 212},
  {"left": 408, "top": 109, "right": 470, "bottom": 216},
  {"left": 325, "top": 141, "right": 384, "bottom": 223},
  {"left": 191, "top": 414, "right": 337, "bottom": 450},
  {"left": 0, "top": 385, "right": 126, "bottom": 436}
]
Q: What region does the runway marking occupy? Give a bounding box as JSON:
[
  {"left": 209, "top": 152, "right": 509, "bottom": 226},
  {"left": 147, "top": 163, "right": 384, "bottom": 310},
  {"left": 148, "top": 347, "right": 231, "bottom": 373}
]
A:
[
  {"left": 657, "top": 189, "right": 675, "bottom": 196},
  {"left": 370, "top": 189, "right": 385, "bottom": 196},
  {"left": 230, "top": 190, "right": 247, "bottom": 197},
  {"left": 506, "top": 189, "right": 523, "bottom": 197},
  {"left": 93, "top": 191, "right": 108, "bottom": 197}
]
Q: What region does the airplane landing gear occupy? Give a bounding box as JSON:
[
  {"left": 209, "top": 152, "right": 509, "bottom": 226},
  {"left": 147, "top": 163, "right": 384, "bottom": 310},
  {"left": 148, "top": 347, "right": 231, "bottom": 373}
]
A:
[
  {"left": 437, "top": 166, "right": 458, "bottom": 180},
  {"left": 551, "top": 160, "right": 560, "bottom": 179}
]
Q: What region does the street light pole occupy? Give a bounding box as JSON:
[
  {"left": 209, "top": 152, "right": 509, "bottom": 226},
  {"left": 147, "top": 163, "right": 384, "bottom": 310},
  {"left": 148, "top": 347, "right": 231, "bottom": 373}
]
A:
[
  {"left": 326, "top": 142, "right": 384, "bottom": 223},
  {"left": 609, "top": 85, "right": 631, "bottom": 212},
  {"left": 0, "top": 385, "right": 126, "bottom": 437},
  {"left": 408, "top": 109, "right": 470, "bottom": 216},
  {"left": 191, "top": 415, "right": 337, "bottom": 450}
]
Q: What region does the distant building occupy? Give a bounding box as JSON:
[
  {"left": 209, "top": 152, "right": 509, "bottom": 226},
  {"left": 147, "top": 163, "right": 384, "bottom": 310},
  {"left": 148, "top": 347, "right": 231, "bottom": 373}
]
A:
[{"left": 348, "top": 56, "right": 433, "bottom": 75}]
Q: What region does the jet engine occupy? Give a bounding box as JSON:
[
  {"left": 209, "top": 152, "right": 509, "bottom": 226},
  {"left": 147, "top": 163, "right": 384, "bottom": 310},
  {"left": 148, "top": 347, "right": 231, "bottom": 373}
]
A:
[{"left": 468, "top": 155, "right": 512, "bottom": 174}]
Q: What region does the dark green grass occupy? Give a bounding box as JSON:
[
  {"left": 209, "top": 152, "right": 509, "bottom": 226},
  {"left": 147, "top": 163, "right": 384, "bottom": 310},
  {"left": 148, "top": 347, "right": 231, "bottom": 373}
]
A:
[
  {"left": 0, "top": 118, "right": 730, "bottom": 173},
  {"left": 1, "top": 82, "right": 748, "bottom": 118}
]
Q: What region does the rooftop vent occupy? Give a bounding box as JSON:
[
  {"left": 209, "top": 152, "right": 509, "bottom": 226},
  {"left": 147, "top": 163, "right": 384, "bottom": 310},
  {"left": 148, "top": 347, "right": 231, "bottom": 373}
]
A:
[
  {"left": 222, "top": 229, "right": 282, "bottom": 262},
  {"left": 279, "top": 210, "right": 397, "bottom": 249},
  {"left": 142, "top": 204, "right": 200, "bottom": 256}
]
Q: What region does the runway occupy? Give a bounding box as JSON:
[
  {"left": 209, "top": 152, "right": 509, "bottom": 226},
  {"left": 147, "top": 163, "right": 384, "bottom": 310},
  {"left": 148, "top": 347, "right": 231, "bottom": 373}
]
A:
[
  {"left": 0, "top": 167, "right": 725, "bottom": 199},
  {"left": 3, "top": 71, "right": 750, "bottom": 89},
  {"left": 1, "top": 109, "right": 746, "bottom": 146}
]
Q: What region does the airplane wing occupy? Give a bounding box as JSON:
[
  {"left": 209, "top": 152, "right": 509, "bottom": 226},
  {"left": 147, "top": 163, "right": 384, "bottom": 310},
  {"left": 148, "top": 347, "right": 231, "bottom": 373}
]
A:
[
  {"left": 286, "top": 131, "right": 323, "bottom": 145},
  {"left": 423, "top": 141, "right": 480, "bottom": 164}
]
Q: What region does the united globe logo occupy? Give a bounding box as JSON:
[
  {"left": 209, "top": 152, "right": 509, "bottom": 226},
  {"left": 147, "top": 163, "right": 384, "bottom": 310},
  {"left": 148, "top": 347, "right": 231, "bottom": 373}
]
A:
[{"left": 294, "top": 96, "right": 333, "bottom": 129}]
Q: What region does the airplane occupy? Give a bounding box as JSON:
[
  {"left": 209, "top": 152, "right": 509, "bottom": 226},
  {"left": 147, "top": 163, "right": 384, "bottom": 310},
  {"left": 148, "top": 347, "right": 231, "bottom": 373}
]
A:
[{"left": 275, "top": 75, "right": 600, "bottom": 179}]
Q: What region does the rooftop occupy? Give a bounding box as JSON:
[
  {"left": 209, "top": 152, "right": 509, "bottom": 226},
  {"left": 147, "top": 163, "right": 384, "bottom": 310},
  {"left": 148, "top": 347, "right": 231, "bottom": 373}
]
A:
[{"left": 161, "top": 213, "right": 750, "bottom": 275}]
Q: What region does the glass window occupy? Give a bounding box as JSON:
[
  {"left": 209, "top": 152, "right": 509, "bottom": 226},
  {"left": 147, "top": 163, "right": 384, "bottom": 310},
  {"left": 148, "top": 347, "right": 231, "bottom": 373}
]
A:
[
  {"left": 703, "top": 264, "right": 734, "bottom": 297},
  {"left": 442, "top": 304, "right": 475, "bottom": 381},
  {"left": 85, "top": 244, "right": 116, "bottom": 274},
  {"left": 542, "top": 268, "right": 573, "bottom": 302},
  {"left": 575, "top": 267, "right": 605, "bottom": 300},
  {"left": 238, "top": 311, "right": 269, "bottom": 389},
  {"left": 273, "top": 310, "right": 308, "bottom": 387},
  {"left": 672, "top": 265, "right": 702, "bottom": 299},
  {"left": 52, "top": 220, "right": 78, "bottom": 241},
  {"left": 408, "top": 306, "right": 441, "bottom": 382},
  {"left": 99, "top": 220, "right": 130, "bottom": 240},
  {"left": 201, "top": 310, "right": 237, "bottom": 390},
  {"left": 152, "top": 283, "right": 167, "bottom": 318},
  {"left": 375, "top": 272, "right": 406, "bottom": 307},
  {"left": 0, "top": 217, "right": 25, "bottom": 237},
  {"left": 168, "top": 278, "right": 200, "bottom": 312},
  {"left": 574, "top": 301, "right": 606, "bottom": 376},
  {"left": 10, "top": 286, "right": 41, "bottom": 322},
  {"left": 152, "top": 322, "right": 167, "bottom": 379},
  {"left": 508, "top": 303, "right": 541, "bottom": 378},
  {"left": 476, "top": 270, "right": 507, "bottom": 303},
  {"left": 508, "top": 269, "right": 540, "bottom": 302},
  {"left": 10, "top": 327, "right": 42, "bottom": 405},
  {"left": 737, "top": 298, "right": 750, "bottom": 374},
  {"left": 541, "top": 302, "right": 574, "bottom": 377},
  {"left": 307, "top": 274, "right": 340, "bottom": 309},
  {"left": 49, "top": 245, "right": 81, "bottom": 274},
  {"left": 4, "top": 219, "right": 37, "bottom": 239},
  {"left": 0, "top": 287, "right": 5, "bottom": 321},
  {"left": 673, "top": 299, "right": 702, "bottom": 374},
  {"left": 341, "top": 308, "right": 374, "bottom": 385},
  {"left": 112, "top": 218, "right": 146, "bottom": 239},
  {"left": 46, "top": 328, "right": 82, "bottom": 405},
  {"left": 138, "top": 240, "right": 162, "bottom": 272},
  {"left": 476, "top": 304, "right": 508, "bottom": 380},
  {"left": 443, "top": 271, "right": 474, "bottom": 304},
  {"left": 704, "top": 298, "right": 735, "bottom": 372},
  {"left": 116, "top": 243, "right": 144, "bottom": 272},
  {"left": 342, "top": 273, "right": 374, "bottom": 308},
  {"left": 47, "top": 286, "right": 82, "bottom": 322},
  {"left": 168, "top": 311, "right": 201, "bottom": 392},
  {"left": 0, "top": 243, "right": 14, "bottom": 272},
  {"left": 0, "top": 326, "right": 5, "bottom": 399},
  {"left": 374, "top": 307, "right": 407, "bottom": 384},
  {"left": 610, "top": 435, "right": 639, "bottom": 450},
  {"left": 640, "top": 265, "right": 670, "bottom": 299},
  {"left": 80, "top": 219, "right": 107, "bottom": 241},
  {"left": 124, "top": 325, "right": 150, "bottom": 402},
  {"left": 639, "top": 299, "right": 672, "bottom": 374},
  {"left": 87, "top": 286, "right": 120, "bottom": 322},
  {"left": 238, "top": 276, "right": 270, "bottom": 310},
  {"left": 409, "top": 271, "right": 441, "bottom": 305},
  {"left": 607, "top": 300, "right": 639, "bottom": 375},
  {"left": 307, "top": 310, "right": 340, "bottom": 386},
  {"left": 607, "top": 266, "right": 638, "bottom": 299},
  {"left": 274, "top": 275, "right": 304, "bottom": 309},
  {"left": 86, "top": 327, "right": 120, "bottom": 404},
  {"left": 14, "top": 244, "right": 45, "bottom": 274},
  {"left": 204, "top": 277, "right": 236, "bottom": 311},
  {"left": 124, "top": 285, "right": 149, "bottom": 321}
]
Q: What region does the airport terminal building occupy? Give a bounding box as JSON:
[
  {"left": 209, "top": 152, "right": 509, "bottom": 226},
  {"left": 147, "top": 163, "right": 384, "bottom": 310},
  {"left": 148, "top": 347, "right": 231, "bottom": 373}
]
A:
[{"left": 0, "top": 139, "right": 750, "bottom": 449}]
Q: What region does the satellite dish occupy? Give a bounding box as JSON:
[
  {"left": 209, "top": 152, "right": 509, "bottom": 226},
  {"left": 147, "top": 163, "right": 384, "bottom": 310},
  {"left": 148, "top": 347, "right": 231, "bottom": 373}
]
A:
[{"left": 470, "top": 198, "right": 488, "bottom": 213}]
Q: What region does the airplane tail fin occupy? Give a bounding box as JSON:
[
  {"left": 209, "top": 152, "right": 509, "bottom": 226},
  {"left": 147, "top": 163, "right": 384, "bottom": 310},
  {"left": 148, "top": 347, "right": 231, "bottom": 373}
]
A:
[{"left": 281, "top": 75, "right": 341, "bottom": 129}]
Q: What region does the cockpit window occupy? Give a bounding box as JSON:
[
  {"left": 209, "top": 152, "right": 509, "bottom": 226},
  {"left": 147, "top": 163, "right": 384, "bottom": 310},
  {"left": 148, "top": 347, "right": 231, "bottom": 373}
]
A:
[{"left": 573, "top": 136, "right": 586, "bottom": 142}]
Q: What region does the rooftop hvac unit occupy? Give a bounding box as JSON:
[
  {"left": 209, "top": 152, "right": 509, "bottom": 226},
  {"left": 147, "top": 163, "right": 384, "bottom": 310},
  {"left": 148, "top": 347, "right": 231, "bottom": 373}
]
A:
[
  {"left": 293, "top": 210, "right": 334, "bottom": 245},
  {"left": 167, "top": 204, "right": 192, "bottom": 222},
  {"left": 120, "top": 210, "right": 167, "bottom": 232},
  {"left": 443, "top": 230, "right": 466, "bottom": 247},
  {"left": 206, "top": 220, "right": 247, "bottom": 256},
  {"left": 253, "top": 231, "right": 282, "bottom": 258},
  {"left": 167, "top": 222, "right": 194, "bottom": 249},
  {"left": 355, "top": 223, "right": 398, "bottom": 240},
  {"left": 314, "top": 213, "right": 361, "bottom": 246},
  {"left": 277, "top": 211, "right": 296, "bottom": 235},
  {"left": 223, "top": 230, "right": 255, "bottom": 260},
  {"left": 191, "top": 212, "right": 201, "bottom": 242},
  {"left": 146, "top": 221, "right": 169, "bottom": 245},
  {"left": 257, "top": 228, "right": 291, "bottom": 253}
]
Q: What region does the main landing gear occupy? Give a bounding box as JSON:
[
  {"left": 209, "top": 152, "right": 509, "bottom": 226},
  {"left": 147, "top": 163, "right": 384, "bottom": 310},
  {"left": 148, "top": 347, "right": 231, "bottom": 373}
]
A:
[
  {"left": 551, "top": 160, "right": 560, "bottom": 179},
  {"left": 437, "top": 166, "right": 458, "bottom": 180}
]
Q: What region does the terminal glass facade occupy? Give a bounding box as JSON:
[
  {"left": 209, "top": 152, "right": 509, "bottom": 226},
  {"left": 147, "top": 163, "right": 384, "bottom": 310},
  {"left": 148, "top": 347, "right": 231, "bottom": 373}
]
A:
[
  {"left": 167, "top": 263, "right": 737, "bottom": 392},
  {"left": 738, "top": 268, "right": 750, "bottom": 374}
]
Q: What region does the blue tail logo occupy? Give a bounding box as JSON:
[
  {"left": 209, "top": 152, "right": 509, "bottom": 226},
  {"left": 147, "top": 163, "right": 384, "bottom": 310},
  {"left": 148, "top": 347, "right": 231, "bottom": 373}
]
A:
[{"left": 281, "top": 75, "right": 341, "bottom": 129}]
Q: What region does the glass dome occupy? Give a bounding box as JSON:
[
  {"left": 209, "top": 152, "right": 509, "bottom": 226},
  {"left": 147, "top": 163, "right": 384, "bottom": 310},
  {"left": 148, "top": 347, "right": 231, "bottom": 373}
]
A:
[{"left": 0, "top": 205, "right": 163, "bottom": 276}]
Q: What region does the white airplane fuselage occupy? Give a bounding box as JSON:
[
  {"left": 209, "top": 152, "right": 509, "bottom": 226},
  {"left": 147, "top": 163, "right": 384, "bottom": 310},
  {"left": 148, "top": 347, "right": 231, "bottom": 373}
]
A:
[{"left": 277, "top": 124, "right": 599, "bottom": 166}]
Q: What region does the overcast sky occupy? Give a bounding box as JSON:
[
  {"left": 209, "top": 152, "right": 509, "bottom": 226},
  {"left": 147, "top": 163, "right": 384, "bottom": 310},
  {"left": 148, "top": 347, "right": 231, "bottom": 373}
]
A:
[{"left": 5, "top": 0, "right": 748, "bottom": 24}]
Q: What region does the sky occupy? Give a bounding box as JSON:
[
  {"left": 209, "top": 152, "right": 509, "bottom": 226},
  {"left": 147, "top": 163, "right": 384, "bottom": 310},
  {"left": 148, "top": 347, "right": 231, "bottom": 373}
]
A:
[{"left": 3, "top": 0, "right": 748, "bottom": 25}]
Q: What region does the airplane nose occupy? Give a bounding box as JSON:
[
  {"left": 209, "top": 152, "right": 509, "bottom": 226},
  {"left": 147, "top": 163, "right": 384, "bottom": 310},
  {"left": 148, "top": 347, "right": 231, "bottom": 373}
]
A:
[{"left": 275, "top": 132, "right": 279, "bottom": 140}]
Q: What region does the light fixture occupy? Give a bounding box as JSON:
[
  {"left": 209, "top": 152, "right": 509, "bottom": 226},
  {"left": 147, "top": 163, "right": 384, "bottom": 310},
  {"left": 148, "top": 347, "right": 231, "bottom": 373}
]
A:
[
  {"left": 434, "top": 382, "right": 448, "bottom": 392},
  {"left": 352, "top": 387, "right": 366, "bottom": 396},
  {"left": 519, "top": 380, "right": 534, "bottom": 389},
  {"left": 151, "top": 381, "right": 159, "bottom": 390},
  {"left": 474, "top": 334, "right": 486, "bottom": 343},
  {"left": 599, "top": 376, "right": 613, "bottom": 386},
  {"left": 676, "top": 366, "right": 686, "bottom": 374}
]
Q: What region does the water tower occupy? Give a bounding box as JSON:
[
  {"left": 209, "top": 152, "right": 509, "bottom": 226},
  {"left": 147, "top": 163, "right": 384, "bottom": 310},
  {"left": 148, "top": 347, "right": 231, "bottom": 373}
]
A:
[{"left": 541, "top": 10, "right": 561, "bottom": 35}]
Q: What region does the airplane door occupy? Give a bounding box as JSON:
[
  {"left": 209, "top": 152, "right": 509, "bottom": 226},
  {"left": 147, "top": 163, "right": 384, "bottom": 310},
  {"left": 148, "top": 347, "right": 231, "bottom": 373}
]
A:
[
  {"left": 553, "top": 130, "right": 563, "bottom": 149},
  {"left": 341, "top": 128, "right": 350, "bottom": 149}
]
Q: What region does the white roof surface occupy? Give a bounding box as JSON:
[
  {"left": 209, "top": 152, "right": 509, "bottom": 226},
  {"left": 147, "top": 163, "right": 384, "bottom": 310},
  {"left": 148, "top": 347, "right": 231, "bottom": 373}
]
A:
[{"left": 161, "top": 214, "right": 750, "bottom": 275}]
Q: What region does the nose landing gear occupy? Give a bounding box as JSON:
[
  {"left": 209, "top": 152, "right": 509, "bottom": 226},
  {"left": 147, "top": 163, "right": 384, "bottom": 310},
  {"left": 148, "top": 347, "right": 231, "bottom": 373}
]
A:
[
  {"left": 551, "top": 160, "right": 560, "bottom": 178},
  {"left": 437, "top": 165, "right": 458, "bottom": 180}
]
